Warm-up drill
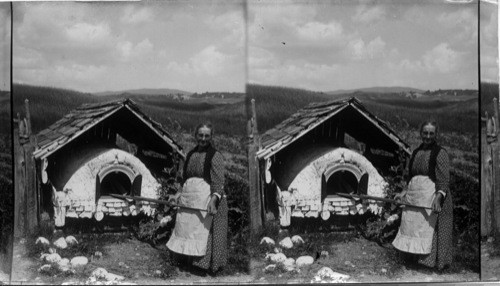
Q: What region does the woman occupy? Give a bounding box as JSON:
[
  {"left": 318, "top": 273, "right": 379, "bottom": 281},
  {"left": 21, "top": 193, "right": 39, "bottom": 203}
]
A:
[
  {"left": 166, "top": 123, "right": 227, "bottom": 274},
  {"left": 392, "top": 120, "right": 453, "bottom": 270}
]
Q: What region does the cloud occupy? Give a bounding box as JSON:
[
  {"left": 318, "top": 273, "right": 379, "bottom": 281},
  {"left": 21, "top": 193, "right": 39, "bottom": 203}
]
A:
[
  {"left": 210, "top": 10, "right": 245, "bottom": 48},
  {"left": 65, "top": 22, "right": 111, "bottom": 44},
  {"left": 249, "top": 60, "right": 340, "bottom": 91},
  {"left": 117, "top": 38, "right": 154, "bottom": 61},
  {"left": 167, "top": 45, "right": 229, "bottom": 77},
  {"left": 393, "top": 43, "right": 462, "bottom": 74},
  {"left": 353, "top": 5, "right": 386, "bottom": 23},
  {"left": 422, "top": 43, "right": 461, "bottom": 73},
  {"left": 347, "top": 37, "right": 386, "bottom": 60},
  {"left": 481, "top": 6, "right": 497, "bottom": 47},
  {"left": 121, "top": 6, "right": 154, "bottom": 24},
  {"left": 296, "top": 21, "right": 344, "bottom": 42},
  {"left": 437, "top": 8, "right": 477, "bottom": 44}
]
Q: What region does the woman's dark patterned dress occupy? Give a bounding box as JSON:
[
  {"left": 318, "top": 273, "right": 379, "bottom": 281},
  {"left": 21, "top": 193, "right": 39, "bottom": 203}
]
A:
[
  {"left": 407, "top": 143, "right": 453, "bottom": 270},
  {"left": 183, "top": 146, "right": 228, "bottom": 272}
]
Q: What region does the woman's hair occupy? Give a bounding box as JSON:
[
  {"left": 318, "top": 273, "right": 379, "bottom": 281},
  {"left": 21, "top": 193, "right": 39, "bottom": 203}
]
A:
[
  {"left": 419, "top": 120, "right": 439, "bottom": 135},
  {"left": 194, "top": 122, "right": 214, "bottom": 136}
]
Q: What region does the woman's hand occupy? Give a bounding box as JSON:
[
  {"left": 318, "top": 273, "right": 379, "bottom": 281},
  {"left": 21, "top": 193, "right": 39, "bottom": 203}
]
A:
[
  {"left": 432, "top": 193, "right": 443, "bottom": 214},
  {"left": 207, "top": 195, "right": 219, "bottom": 215},
  {"left": 168, "top": 193, "right": 180, "bottom": 205},
  {"left": 394, "top": 190, "right": 407, "bottom": 202}
]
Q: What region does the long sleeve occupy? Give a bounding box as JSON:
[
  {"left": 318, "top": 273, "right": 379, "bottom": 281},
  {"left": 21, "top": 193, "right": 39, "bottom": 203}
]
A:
[
  {"left": 435, "top": 149, "right": 450, "bottom": 196},
  {"left": 210, "top": 151, "right": 225, "bottom": 196}
]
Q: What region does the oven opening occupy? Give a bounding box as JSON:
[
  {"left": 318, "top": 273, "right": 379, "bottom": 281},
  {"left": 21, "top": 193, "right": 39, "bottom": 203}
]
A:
[
  {"left": 100, "top": 171, "right": 132, "bottom": 196},
  {"left": 326, "top": 170, "right": 359, "bottom": 195}
]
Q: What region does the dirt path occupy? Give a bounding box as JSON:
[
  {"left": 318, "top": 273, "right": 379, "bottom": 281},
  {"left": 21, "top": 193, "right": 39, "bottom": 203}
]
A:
[{"left": 481, "top": 238, "right": 500, "bottom": 281}]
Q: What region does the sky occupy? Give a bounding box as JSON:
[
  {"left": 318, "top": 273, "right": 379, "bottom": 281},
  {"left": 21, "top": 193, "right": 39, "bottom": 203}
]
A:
[
  {"left": 248, "top": 0, "right": 479, "bottom": 92},
  {"left": 12, "top": 1, "right": 245, "bottom": 93},
  {"left": 0, "top": 3, "right": 10, "bottom": 91},
  {"left": 480, "top": 1, "right": 498, "bottom": 84}
]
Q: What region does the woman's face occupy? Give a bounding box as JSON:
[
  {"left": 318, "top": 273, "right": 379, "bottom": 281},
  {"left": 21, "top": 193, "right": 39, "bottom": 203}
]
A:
[
  {"left": 420, "top": 124, "right": 437, "bottom": 146},
  {"left": 196, "top": 126, "right": 212, "bottom": 148}
]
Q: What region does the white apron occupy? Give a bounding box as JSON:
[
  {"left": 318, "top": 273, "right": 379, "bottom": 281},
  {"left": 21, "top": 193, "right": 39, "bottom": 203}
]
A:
[
  {"left": 166, "top": 178, "right": 212, "bottom": 256},
  {"left": 392, "top": 175, "right": 437, "bottom": 254}
]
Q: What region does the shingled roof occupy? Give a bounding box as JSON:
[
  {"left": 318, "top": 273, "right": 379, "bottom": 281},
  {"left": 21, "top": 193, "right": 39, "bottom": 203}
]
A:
[
  {"left": 256, "top": 97, "right": 411, "bottom": 159},
  {"left": 33, "top": 99, "right": 184, "bottom": 159}
]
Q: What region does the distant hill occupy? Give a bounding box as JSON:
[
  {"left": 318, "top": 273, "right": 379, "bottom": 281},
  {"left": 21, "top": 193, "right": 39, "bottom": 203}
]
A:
[
  {"left": 94, "top": 88, "right": 193, "bottom": 97},
  {"left": 248, "top": 84, "right": 477, "bottom": 135},
  {"left": 327, "top": 86, "right": 425, "bottom": 95},
  {"left": 12, "top": 84, "right": 247, "bottom": 136},
  {"left": 327, "top": 86, "right": 477, "bottom": 101}
]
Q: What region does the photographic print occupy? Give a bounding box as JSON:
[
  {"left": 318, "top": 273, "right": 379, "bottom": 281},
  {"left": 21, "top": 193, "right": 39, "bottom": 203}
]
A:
[
  {"left": 480, "top": 0, "right": 500, "bottom": 282},
  {"left": 247, "top": 0, "right": 479, "bottom": 283},
  {"left": 0, "top": 2, "right": 12, "bottom": 284},
  {"left": 11, "top": 1, "right": 250, "bottom": 284}
]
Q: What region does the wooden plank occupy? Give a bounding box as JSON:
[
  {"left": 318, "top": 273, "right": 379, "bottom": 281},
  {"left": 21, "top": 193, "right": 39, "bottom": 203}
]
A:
[
  {"left": 494, "top": 98, "right": 500, "bottom": 236},
  {"left": 481, "top": 127, "right": 492, "bottom": 236},
  {"left": 25, "top": 135, "right": 38, "bottom": 233},
  {"left": 248, "top": 99, "right": 262, "bottom": 234},
  {"left": 14, "top": 130, "right": 25, "bottom": 238}
]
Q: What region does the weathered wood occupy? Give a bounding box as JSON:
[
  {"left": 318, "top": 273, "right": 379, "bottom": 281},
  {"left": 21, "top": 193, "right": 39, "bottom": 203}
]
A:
[
  {"left": 248, "top": 99, "right": 263, "bottom": 233},
  {"left": 494, "top": 99, "right": 500, "bottom": 236},
  {"left": 481, "top": 125, "right": 493, "bottom": 236},
  {"left": 14, "top": 129, "right": 25, "bottom": 238}
]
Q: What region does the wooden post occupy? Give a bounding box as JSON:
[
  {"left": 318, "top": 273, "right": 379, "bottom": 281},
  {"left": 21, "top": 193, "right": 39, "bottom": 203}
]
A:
[
  {"left": 481, "top": 116, "right": 492, "bottom": 236},
  {"left": 494, "top": 99, "right": 500, "bottom": 237},
  {"left": 13, "top": 128, "right": 25, "bottom": 238},
  {"left": 248, "top": 99, "right": 262, "bottom": 234},
  {"left": 13, "top": 100, "right": 39, "bottom": 237}
]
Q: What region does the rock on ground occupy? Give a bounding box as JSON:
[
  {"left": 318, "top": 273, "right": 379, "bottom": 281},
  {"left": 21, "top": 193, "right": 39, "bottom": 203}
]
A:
[
  {"left": 54, "top": 237, "right": 68, "bottom": 249},
  {"left": 260, "top": 237, "right": 275, "bottom": 246},
  {"left": 264, "top": 264, "right": 276, "bottom": 272},
  {"left": 57, "top": 258, "right": 70, "bottom": 269},
  {"left": 45, "top": 253, "right": 62, "bottom": 264},
  {"left": 313, "top": 267, "right": 350, "bottom": 283},
  {"left": 35, "top": 237, "right": 50, "bottom": 246},
  {"left": 70, "top": 256, "right": 89, "bottom": 268},
  {"left": 65, "top": 236, "right": 78, "bottom": 245},
  {"left": 267, "top": 253, "right": 287, "bottom": 264},
  {"left": 291, "top": 235, "right": 304, "bottom": 244},
  {"left": 296, "top": 256, "right": 314, "bottom": 267},
  {"left": 278, "top": 237, "right": 293, "bottom": 249}
]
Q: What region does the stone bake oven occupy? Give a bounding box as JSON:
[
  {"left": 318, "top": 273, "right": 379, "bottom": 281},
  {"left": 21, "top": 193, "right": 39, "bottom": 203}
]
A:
[
  {"left": 33, "top": 99, "right": 184, "bottom": 227},
  {"left": 256, "top": 98, "right": 411, "bottom": 227}
]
